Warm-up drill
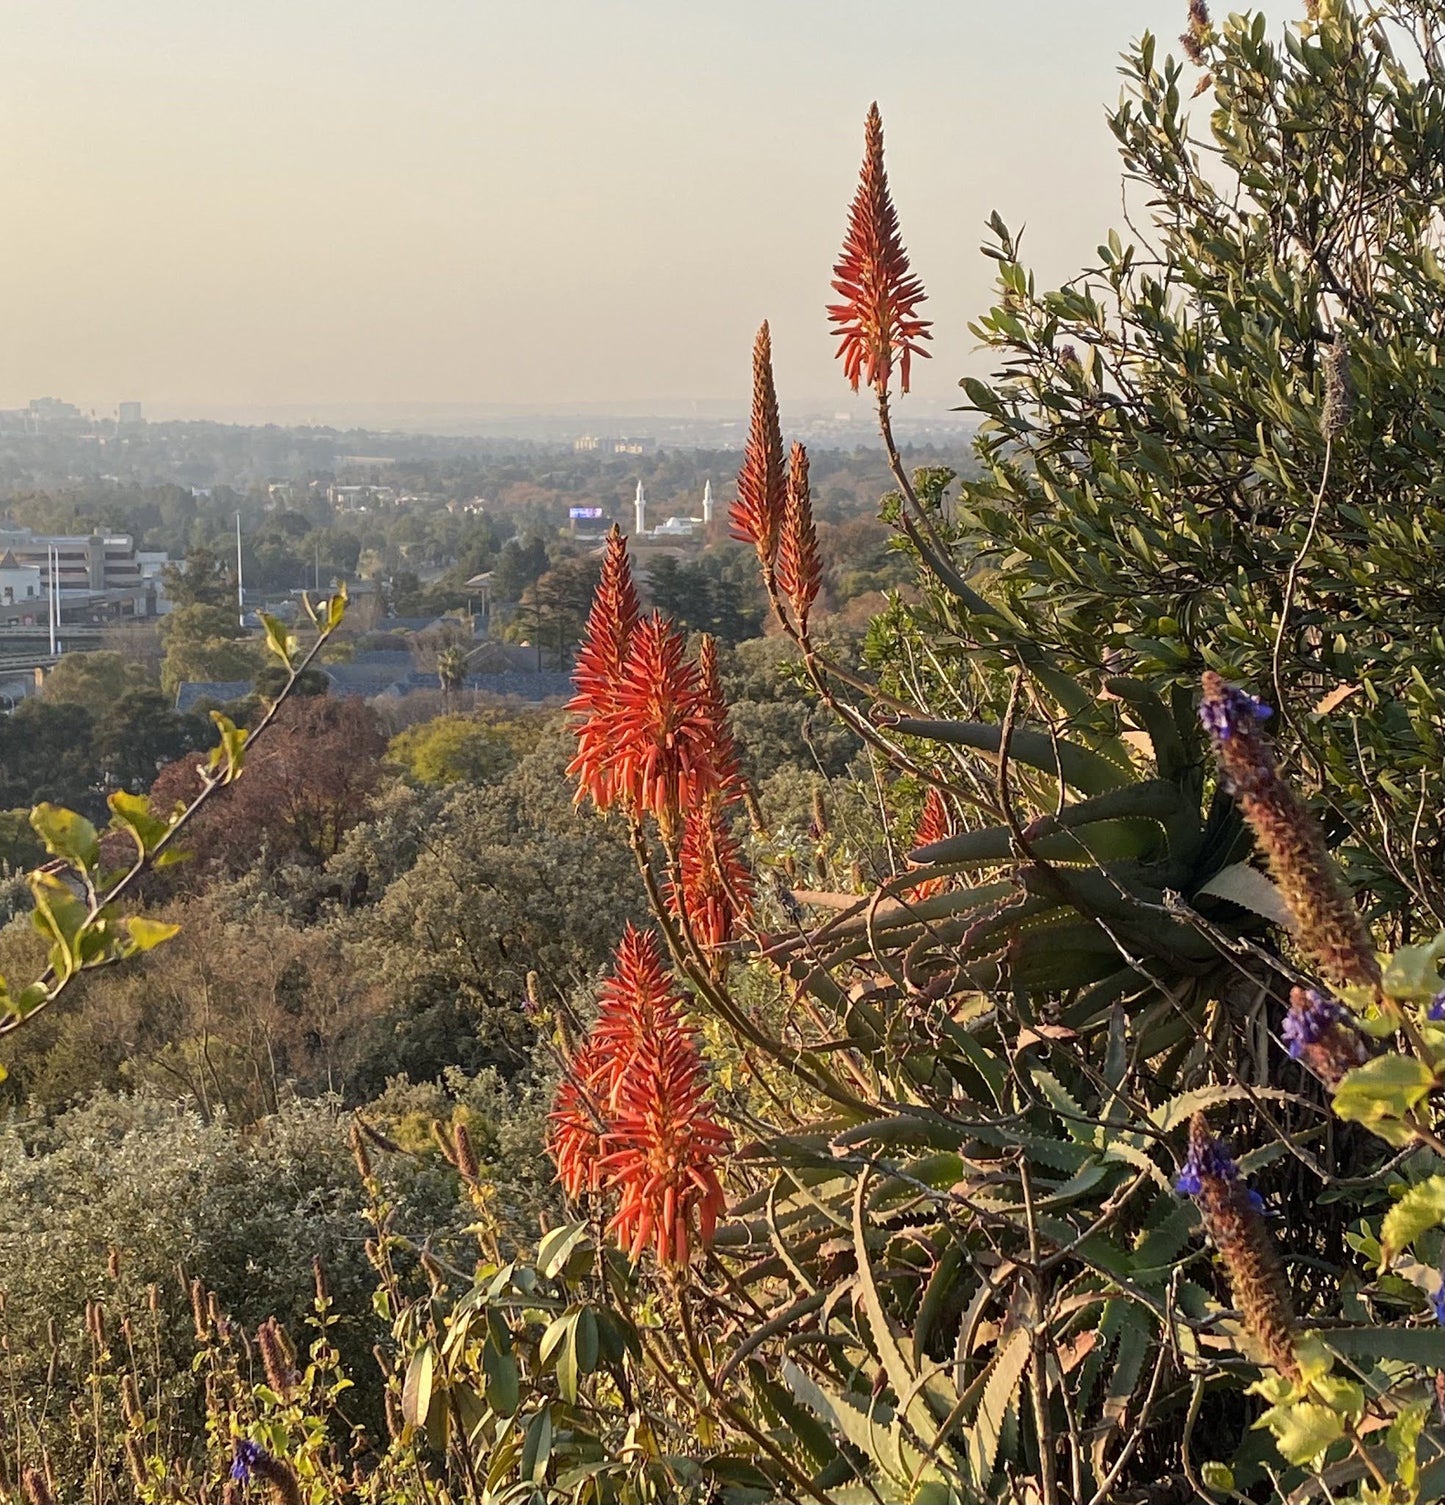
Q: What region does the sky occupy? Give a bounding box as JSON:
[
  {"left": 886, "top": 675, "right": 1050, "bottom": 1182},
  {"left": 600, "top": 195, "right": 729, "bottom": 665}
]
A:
[{"left": 0, "top": 1, "right": 1293, "bottom": 421}]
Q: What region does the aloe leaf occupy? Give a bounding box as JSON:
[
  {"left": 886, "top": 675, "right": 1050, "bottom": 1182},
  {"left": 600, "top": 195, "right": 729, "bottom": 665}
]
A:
[
  {"left": 967, "top": 1327, "right": 1031, "bottom": 1489},
  {"left": 893, "top": 718, "right": 1136, "bottom": 796}
]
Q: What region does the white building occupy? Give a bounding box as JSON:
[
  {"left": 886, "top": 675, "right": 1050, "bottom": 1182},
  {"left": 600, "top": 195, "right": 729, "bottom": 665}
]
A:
[{"left": 0, "top": 550, "right": 42, "bottom": 609}]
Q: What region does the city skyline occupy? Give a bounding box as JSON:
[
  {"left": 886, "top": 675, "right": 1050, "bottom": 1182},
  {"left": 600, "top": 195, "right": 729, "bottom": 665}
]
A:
[{"left": 4, "top": 1, "right": 1293, "bottom": 419}]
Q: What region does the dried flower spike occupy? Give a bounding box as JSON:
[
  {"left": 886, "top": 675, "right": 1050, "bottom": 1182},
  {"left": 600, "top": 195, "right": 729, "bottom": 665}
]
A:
[
  {"left": 1178, "top": 1113, "right": 1299, "bottom": 1379},
  {"left": 1321, "top": 339, "right": 1353, "bottom": 440},
  {"left": 1282, "top": 985, "right": 1370, "bottom": 1087},
  {"left": 777, "top": 441, "right": 822, "bottom": 634},
  {"left": 1199, "top": 671, "right": 1380, "bottom": 990},
  {"left": 829, "top": 103, "right": 932, "bottom": 396},
  {"left": 730, "top": 322, "right": 786, "bottom": 567}
]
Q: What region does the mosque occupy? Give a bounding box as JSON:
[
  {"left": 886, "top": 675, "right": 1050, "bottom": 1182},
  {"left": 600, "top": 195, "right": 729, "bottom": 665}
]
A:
[{"left": 629, "top": 478, "right": 715, "bottom": 540}]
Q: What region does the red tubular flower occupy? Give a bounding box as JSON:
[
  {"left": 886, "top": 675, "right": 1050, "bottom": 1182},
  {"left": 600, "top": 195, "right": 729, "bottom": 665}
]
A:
[
  {"left": 828, "top": 103, "right": 932, "bottom": 396},
  {"left": 598, "top": 1026, "right": 730, "bottom": 1266},
  {"left": 907, "top": 788, "right": 953, "bottom": 901},
  {"left": 671, "top": 804, "right": 755, "bottom": 952},
  {"left": 695, "top": 634, "right": 742, "bottom": 801},
  {"left": 567, "top": 526, "right": 641, "bottom": 810},
  {"left": 777, "top": 442, "right": 821, "bottom": 633},
  {"left": 547, "top": 1040, "right": 608, "bottom": 1199},
  {"left": 730, "top": 322, "right": 786, "bottom": 567},
  {"left": 605, "top": 612, "right": 723, "bottom": 835},
  {"left": 546, "top": 925, "right": 730, "bottom": 1266}
]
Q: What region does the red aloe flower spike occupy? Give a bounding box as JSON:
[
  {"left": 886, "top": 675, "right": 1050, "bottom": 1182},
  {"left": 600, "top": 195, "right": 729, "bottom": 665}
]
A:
[
  {"left": 590, "top": 924, "right": 688, "bottom": 1106},
  {"left": 777, "top": 442, "right": 821, "bottom": 634},
  {"left": 730, "top": 322, "right": 786, "bottom": 568},
  {"left": 546, "top": 926, "right": 687, "bottom": 1198},
  {"left": 695, "top": 635, "right": 743, "bottom": 802},
  {"left": 670, "top": 804, "right": 756, "bottom": 954},
  {"left": 906, "top": 787, "right": 953, "bottom": 900},
  {"left": 567, "top": 525, "right": 641, "bottom": 810},
  {"left": 598, "top": 1024, "right": 730, "bottom": 1266},
  {"left": 828, "top": 103, "right": 932, "bottom": 397},
  {"left": 546, "top": 1041, "right": 609, "bottom": 1200},
  {"left": 605, "top": 612, "right": 723, "bottom": 837}
]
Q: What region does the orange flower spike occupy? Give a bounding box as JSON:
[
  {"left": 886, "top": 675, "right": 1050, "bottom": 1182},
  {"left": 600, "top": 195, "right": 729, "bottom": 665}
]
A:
[
  {"left": 695, "top": 635, "right": 743, "bottom": 801},
  {"left": 606, "top": 613, "right": 723, "bottom": 834},
  {"left": 672, "top": 804, "right": 755, "bottom": 951},
  {"left": 907, "top": 787, "right": 953, "bottom": 901},
  {"left": 730, "top": 322, "right": 787, "bottom": 569},
  {"left": 828, "top": 103, "right": 932, "bottom": 396},
  {"left": 567, "top": 525, "right": 641, "bottom": 810},
  {"left": 777, "top": 441, "right": 821, "bottom": 633}
]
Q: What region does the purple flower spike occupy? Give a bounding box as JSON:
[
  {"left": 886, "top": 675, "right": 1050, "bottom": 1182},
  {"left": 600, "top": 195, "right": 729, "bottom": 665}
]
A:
[
  {"left": 1175, "top": 1130, "right": 1242, "bottom": 1197},
  {"left": 1199, "top": 682, "right": 1272, "bottom": 745},
  {"left": 1281, "top": 988, "right": 1349, "bottom": 1060},
  {"left": 231, "top": 1441, "right": 266, "bottom": 1484},
  {"left": 1428, "top": 989, "right": 1445, "bottom": 1023},
  {"left": 1433, "top": 1281, "right": 1445, "bottom": 1327}
]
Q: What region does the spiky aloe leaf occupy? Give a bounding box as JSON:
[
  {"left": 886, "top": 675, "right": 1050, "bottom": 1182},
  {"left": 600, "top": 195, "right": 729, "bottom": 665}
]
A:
[{"left": 894, "top": 718, "right": 1136, "bottom": 796}]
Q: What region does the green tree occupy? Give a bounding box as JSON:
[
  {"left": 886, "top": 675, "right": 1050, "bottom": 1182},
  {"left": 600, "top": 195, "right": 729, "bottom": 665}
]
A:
[
  {"left": 93, "top": 689, "right": 212, "bottom": 792},
  {"left": 159, "top": 603, "right": 260, "bottom": 698},
  {"left": 161, "top": 545, "right": 233, "bottom": 608},
  {"left": 387, "top": 713, "right": 535, "bottom": 787},
  {"left": 41, "top": 650, "right": 153, "bottom": 717}
]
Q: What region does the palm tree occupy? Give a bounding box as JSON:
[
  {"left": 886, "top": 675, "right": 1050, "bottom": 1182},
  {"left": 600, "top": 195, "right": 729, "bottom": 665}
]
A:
[{"left": 436, "top": 646, "right": 467, "bottom": 712}]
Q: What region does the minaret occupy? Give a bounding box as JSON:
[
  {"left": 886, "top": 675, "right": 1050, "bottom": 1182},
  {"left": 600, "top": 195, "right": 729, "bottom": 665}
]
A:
[
  {"left": 634, "top": 480, "right": 647, "bottom": 536},
  {"left": 701, "top": 478, "right": 713, "bottom": 526}
]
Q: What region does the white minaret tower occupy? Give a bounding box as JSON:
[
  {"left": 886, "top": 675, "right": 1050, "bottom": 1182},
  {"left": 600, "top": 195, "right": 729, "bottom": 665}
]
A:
[
  {"left": 701, "top": 478, "right": 713, "bottom": 526},
  {"left": 634, "top": 479, "right": 647, "bottom": 536}
]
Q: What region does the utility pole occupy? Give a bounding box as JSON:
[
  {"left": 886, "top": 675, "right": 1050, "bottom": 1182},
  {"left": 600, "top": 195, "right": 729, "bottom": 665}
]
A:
[
  {"left": 47, "top": 545, "right": 57, "bottom": 656},
  {"left": 235, "top": 512, "right": 246, "bottom": 628}
]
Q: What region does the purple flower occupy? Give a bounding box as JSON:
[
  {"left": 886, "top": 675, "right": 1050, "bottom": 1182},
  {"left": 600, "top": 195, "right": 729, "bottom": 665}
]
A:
[
  {"left": 1281, "top": 988, "right": 1349, "bottom": 1059},
  {"left": 1199, "top": 682, "right": 1272, "bottom": 746},
  {"left": 1176, "top": 1122, "right": 1266, "bottom": 1213},
  {"left": 231, "top": 1441, "right": 266, "bottom": 1484},
  {"left": 1433, "top": 1280, "right": 1445, "bottom": 1327},
  {"left": 1428, "top": 989, "right": 1445, "bottom": 1023}
]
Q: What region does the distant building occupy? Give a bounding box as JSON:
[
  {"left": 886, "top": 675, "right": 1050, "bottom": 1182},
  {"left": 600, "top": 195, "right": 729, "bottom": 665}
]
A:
[
  {"left": 613, "top": 436, "right": 655, "bottom": 455},
  {"left": 0, "top": 551, "right": 42, "bottom": 614},
  {"left": 117, "top": 401, "right": 144, "bottom": 428},
  {"left": 25, "top": 397, "right": 86, "bottom": 434},
  {"left": 0, "top": 528, "right": 154, "bottom": 620},
  {"left": 573, "top": 435, "right": 604, "bottom": 453}
]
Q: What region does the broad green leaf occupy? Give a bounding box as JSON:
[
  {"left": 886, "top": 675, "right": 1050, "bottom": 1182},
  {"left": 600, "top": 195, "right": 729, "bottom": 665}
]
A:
[
  {"left": 1200, "top": 1462, "right": 1234, "bottom": 1493},
  {"left": 1381, "top": 931, "right": 1445, "bottom": 1003},
  {"left": 483, "top": 1340, "right": 520, "bottom": 1417},
  {"left": 327, "top": 581, "right": 348, "bottom": 631},
  {"left": 1332, "top": 1056, "right": 1438, "bottom": 1133},
  {"left": 29, "top": 804, "right": 100, "bottom": 871},
  {"left": 208, "top": 713, "right": 248, "bottom": 785},
  {"left": 536, "top": 1222, "right": 590, "bottom": 1279},
  {"left": 260, "top": 612, "right": 297, "bottom": 665},
  {"left": 1379, "top": 1175, "right": 1445, "bottom": 1265},
  {"left": 125, "top": 917, "right": 181, "bottom": 953},
  {"left": 401, "top": 1343, "right": 435, "bottom": 1428},
  {"left": 1255, "top": 1399, "right": 1343, "bottom": 1466},
  {"left": 107, "top": 790, "right": 172, "bottom": 857},
  {"left": 520, "top": 1408, "right": 552, "bottom": 1484}
]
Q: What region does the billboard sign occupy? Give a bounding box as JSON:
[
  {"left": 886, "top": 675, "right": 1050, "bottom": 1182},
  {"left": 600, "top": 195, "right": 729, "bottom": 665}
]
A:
[{"left": 569, "top": 506, "right": 604, "bottom": 520}]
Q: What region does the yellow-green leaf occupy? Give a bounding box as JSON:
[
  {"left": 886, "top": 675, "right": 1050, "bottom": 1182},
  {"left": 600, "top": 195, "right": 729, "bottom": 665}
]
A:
[
  {"left": 125, "top": 917, "right": 182, "bottom": 953},
  {"left": 260, "top": 612, "right": 297, "bottom": 666},
  {"left": 1256, "top": 1399, "right": 1344, "bottom": 1466},
  {"left": 1380, "top": 1175, "right": 1445, "bottom": 1265},
  {"left": 29, "top": 804, "right": 100, "bottom": 871},
  {"left": 1332, "top": 1055, "right": 1438, "bottom": 1132},
  {"left": 401, "top": 1343, "right": 435, "bottom": 1428}
]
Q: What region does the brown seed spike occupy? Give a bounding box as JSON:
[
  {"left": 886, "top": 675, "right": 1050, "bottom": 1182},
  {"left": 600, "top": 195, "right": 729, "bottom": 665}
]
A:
[{"left": 777, "top": 442, "right": 821, "bottom": 633}]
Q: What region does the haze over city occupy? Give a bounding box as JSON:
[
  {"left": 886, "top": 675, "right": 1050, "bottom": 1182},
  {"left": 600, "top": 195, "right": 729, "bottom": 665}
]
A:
[{"left": 5, "top": 0, "right": 1288, "bottom": 424}]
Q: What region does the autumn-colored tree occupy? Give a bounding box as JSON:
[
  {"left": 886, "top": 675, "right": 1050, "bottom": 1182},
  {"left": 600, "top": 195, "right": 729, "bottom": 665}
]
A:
[{"left": 149, "top": 697, "right": 386, "bottom": 877}]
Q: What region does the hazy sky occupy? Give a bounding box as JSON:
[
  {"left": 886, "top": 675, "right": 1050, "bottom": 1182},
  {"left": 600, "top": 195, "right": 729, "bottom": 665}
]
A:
[{"left": 2, "top": 2, "right": 1292, "bottom": 419}]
